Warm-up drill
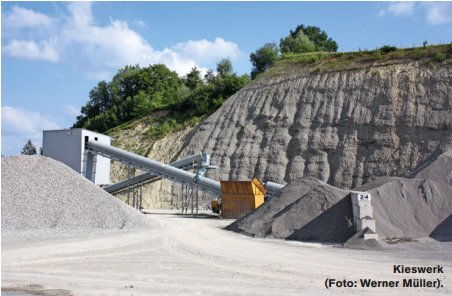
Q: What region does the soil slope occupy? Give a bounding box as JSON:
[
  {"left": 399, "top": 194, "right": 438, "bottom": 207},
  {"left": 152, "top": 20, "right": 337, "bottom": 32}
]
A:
[{"left": 176, "top": 61, "right": 452, "bottom": 200}]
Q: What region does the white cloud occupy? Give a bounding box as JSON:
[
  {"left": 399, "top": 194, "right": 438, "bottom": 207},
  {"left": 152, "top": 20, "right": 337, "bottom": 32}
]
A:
[
  {"left": 64, "top": 105, "right": 81, "bottom": 117},
  {"left": 388, "top": 2, "right": 415, "bottom": 16},
  {"left": 422, "top": 2, "right": 452, "bottom": 25},
  {"left": 173, "top": 38, "right": 241, "bottom": 63},
  {"left": 2, "top": 39, "right": 59, "bottom": 62},
  {"left": 2, "top": 5, "right": 57, "bottom": 28},
  {"left": 136, "top": 20, "right": 146, "bottom": 28},
  {"left": 1, "top": 2, "right": 242, "bottom": 79},
  {"left": 378, "top": 2, "right": 415, "bottom": 17},
  {"left": 67, "top": 1, "right": 94, "bottom": 28},
  {"left": 378, "top": 1, "right": 452, "bottom": 25},
  {"left": 1, "top": 106, "right": 62, "bottom": 155},
  {"left": 2, "top": 106, "right": 61, "bottom": 135}
]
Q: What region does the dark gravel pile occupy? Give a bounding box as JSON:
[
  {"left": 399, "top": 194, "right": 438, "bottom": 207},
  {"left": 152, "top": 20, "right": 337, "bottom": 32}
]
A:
[
  {"left": 227, "top": 178, "right": 355, "bottom": 243},
  {"left": 1, "top": 155, "right": 154, "bottom": 233},
  {"left": 227, "top": 176, "right": 452, "bottom": 244}
]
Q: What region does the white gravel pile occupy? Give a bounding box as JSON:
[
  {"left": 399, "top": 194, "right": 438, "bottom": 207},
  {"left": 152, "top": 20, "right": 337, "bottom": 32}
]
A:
[{"left": 1, "top": 155, "right": 154, "bottom": 233}]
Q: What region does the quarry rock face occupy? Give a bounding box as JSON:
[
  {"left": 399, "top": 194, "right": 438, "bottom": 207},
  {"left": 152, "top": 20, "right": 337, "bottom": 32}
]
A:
[{"left": 179, "top": 62, "right": 452, "bottom": 193}]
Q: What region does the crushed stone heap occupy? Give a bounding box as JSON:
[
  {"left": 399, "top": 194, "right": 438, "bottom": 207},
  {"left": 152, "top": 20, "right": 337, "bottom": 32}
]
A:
[
  {"left": 355, "top": 177, "right": 452, "bottom": 241},
  {"left": 1, "top": 155, "right": 154, "bottom": 233},
  {"left": 227, "top": 178, "right": 355, "bottom": 243},
  {"left": 227, "top": 177, "right": 452, "bottom": 243},
  {"left": 407, "top": 148, "right": 452, "bottom": 186}
]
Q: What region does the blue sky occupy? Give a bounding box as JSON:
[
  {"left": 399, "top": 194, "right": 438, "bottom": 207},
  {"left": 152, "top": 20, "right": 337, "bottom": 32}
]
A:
[{"left": 2, "top": 1, "right": 452, "bottom": 156}]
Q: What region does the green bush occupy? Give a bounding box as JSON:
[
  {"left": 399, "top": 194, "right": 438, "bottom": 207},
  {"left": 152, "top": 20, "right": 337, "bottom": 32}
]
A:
[
  {"left": 373, "top": 49, "right": 382, "bottom": 60},
  {"left": 411, "top": 48, "right": 424, "bottom": 59},
  {"left": 380, "top": 45, "right": 397, "bottom": 54},
  {"left": 435, "top": 52, "right": 447, "bottom": 62}
]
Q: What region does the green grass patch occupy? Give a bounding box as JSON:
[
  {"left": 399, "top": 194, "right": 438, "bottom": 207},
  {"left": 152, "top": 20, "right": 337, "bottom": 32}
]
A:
[
  {"left": 436, "top": 52, "right": 447, "bottom": 62},
  {"left": 270, "top": 44, "right": 452, "bottom": 76}
]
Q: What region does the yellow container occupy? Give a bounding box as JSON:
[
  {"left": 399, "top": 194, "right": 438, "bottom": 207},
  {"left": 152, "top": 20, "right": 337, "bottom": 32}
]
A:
[
  {"left": 211, "top": 200, "right": 220, "bottom": 214},
  {"left": 220, "top": 178, "right": 266, "bottom": 219}
]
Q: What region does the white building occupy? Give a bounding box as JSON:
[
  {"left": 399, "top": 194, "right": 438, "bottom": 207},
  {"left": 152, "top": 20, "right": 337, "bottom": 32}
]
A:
[{"left": 42, "top": 129, "right": 111, "bottom": 185}]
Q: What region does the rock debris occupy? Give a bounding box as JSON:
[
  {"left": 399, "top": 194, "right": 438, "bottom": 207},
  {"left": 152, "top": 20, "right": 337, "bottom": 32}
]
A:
[{"left": 1, "top": 155, "right": 154, "bottom": 234}]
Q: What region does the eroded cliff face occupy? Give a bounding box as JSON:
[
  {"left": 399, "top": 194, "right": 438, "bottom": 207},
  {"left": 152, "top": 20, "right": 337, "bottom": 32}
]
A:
[
  {"left": 108, "top": 112, "right": 201, "bottom": 209},
  {"left": 111, "top": 61, "right": 452, "bottom": 209},
  {"left": 179, "top": 62, "right": 452, "bottom": 192}
]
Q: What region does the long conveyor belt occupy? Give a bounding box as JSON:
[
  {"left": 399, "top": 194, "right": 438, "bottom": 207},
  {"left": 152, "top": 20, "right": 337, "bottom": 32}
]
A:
[
  {"left": 86, "top": 140, "right": 222, "bottom": 197},
  {"left": 103, "top": 153, "right": 204, "bottom": 193}
]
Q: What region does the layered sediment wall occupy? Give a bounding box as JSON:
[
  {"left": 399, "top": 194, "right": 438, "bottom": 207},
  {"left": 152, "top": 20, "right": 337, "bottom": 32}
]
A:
[
  {"left": 112, "top": 61, "right": 452, "bottom": 208},
  {"left": 180, "top": 62, "right": 452, "bottom": 192}
]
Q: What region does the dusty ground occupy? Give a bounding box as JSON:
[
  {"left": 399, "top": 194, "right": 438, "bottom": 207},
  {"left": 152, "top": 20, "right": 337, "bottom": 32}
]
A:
[{"left": 2, "top": 210, "right": 451, "bottom": 296}]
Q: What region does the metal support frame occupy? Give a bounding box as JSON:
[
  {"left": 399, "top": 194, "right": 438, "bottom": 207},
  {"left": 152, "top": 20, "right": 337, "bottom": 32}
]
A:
[{"left": 181, "top": 182, "right": 199, "bottom": 215}]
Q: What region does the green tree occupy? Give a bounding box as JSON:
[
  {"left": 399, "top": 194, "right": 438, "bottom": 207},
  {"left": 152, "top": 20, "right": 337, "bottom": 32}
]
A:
[
  {"left": 216, "top": 58, "right": 233, "bottom": 77},
  {"left": 182, "top": 84, "right": 216, "bottom": 116},
  {"left": 21, "top": 139, "right": 37, "bottom": 155},
  {"left": 285, "top": 25, "right": 338, "bottom": 52},
  {"left": 131, "top": 90, "right": 157, "bottom": 118},
  {"left": 184, "top": 67, "right": 204, "bottom": 90},
  {"left": 250, "top": 43, "right": 279, "bottom": 79},
  {"left": 171, "top": 84, "right": 191, "bottom": 107},
  {"left": 135, "top": 64, "right": 180, "bottom": 107},
  {"left": 204, "top": 69, "right": 216, "bottom": 85},
  {"left": 114, "top": 64, "right": 141, "bottom": 100},
  {"left": 73, "top": 80, "right": 112, "bottom": 128},
  {"left": 280, "top": 30, "right": 316, "bottom": 54}
]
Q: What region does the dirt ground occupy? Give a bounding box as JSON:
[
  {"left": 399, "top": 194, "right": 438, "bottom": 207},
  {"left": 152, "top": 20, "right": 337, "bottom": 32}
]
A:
[{"left": 2, "top": 210, "right": 451, "bottom": 296}]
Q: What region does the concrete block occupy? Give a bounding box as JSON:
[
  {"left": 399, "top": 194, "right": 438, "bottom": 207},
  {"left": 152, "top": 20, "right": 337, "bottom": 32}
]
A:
[
  {"left": 352, "top": 204, "right": 360, "bottom": 218},
  {"left": 354, "top": 205, "right": 374, "bottom": 219},
  {"left": 357, "top": 218, "right": 376, "bottom": 232},
  {"left": 358, "top": 199, "right": 372, "bottom": 206},
  {"left": 351, "top": 191, "right": 371, "bottom": 205}
]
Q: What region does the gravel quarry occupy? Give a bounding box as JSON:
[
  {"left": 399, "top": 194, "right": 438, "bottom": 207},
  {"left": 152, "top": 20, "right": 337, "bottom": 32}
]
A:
[{"left": 2, "top": 153, "right": 452, "bottom": 295}]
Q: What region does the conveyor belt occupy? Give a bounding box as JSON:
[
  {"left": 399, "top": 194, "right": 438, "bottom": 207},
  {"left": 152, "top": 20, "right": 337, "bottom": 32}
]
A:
[
  {"left": 86, "top": 140, "right": 222, "bottom": 197},
  {"left": 103, "top": 153, "right": 204, "bottom": 193}
]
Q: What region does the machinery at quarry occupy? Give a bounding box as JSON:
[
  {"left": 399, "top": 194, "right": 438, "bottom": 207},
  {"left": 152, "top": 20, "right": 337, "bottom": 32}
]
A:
[
  {"left": 41, "top": 127, "right": 381, "bottom": 241},
  {"left": 42, "top": 128, "right": 284, "bottom": 217}
]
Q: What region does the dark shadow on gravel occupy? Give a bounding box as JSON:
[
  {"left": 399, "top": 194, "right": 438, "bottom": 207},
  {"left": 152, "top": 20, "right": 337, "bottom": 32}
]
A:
[
  {"left": 430, "top": 214, "right": 452, "bottom": 242},
  {"left": 285, "top": 195, "right": 355, "bottom": 243},
  {"left": 142, "top": 211, "right": 220, "bottom": 219}
]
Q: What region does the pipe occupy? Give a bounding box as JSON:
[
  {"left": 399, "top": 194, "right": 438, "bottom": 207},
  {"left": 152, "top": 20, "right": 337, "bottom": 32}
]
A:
[
  {"left": 264, "top": 181, "right": 286, "bottom": 197},
  {"left": 104, "top": 153, "right": 203, "bottom": 193},
  {"left": 86, "top": 140, "right": 221, "bottom": 197}
]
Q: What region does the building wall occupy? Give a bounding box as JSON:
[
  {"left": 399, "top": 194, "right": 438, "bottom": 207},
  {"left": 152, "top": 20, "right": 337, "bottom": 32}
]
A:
[
  {"left": 43, "top": 129, "right": 111, "bottom": 185},
  {"left": 81, "top": 130, "right": 111, "bottom": 185},
  {"left": 43, "top": 129, "right": 83, "bottom": 172}
]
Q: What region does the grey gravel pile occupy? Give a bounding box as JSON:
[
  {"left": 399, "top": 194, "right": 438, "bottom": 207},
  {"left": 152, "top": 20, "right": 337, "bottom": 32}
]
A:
[
  {"left": 227, "top": 178, "right": 356, "bottom": 242},
  {"left": 1, "top": 155, "right": 154, "bottom": 233},
  {"left": 227, "top": 176, "right": 452, "bottom": 244},
  {"left": 407, "top": 148, "right": 452, "bottom": 186},
  {"left": 355, "top": 177, "right": 452, "bottom": 241}
]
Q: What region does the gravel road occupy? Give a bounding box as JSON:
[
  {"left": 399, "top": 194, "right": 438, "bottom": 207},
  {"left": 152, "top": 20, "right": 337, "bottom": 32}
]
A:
[{"left": 2, "top": 210, "right": 451, "bottom": 296}]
